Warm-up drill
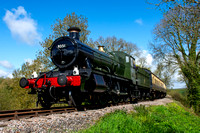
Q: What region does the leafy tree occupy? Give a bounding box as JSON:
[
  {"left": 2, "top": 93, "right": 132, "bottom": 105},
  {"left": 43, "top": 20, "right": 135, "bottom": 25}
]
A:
[
  {"left": 136, "top": 56, "right": 148, "bottom": 68},
  {"left": 153, "top": 62, "right": 177, "bottom": 88},
  {"left": 12, "top": 60, "right": 43, "bottom": 78},
  {"left": 52, "top": 12, "right": 90, "bottom": 43},
  {"left": 150, "top": 0, "right": 200, "bottom": 112},
  {"left": 0, "top": 77, "right": 36, "bottom": 110},
  {"left": 0, "top": 78, "right": 13, "bottom": 110},
  {"left": 93, "top": 36, "right": 139, "bottom": 55}
]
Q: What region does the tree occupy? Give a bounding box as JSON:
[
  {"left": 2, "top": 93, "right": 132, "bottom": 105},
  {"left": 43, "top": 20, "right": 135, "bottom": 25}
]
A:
[
  {"left": 150, "top": 0, "right": 200, "bottom": 112},
  {"left": 153, "top": 62, "right": 176, "bottom": 88},
  {"left": 52, "top": 12, "right": 90, "bottom": 44},
  {"left": 93, "top": 36, "right": 140, "bottom": 56}
]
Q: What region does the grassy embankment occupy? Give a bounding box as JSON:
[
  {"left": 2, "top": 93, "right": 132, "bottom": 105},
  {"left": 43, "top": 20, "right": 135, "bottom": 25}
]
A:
[
  {"left": 80, "top": 89, "right": 200, "bottom": 132},
  {"left": 80, "top": 102, "right": 200, "bottom": 133},
  {"left": 167, "top": 88, "right": 190, "bottom": 108}
]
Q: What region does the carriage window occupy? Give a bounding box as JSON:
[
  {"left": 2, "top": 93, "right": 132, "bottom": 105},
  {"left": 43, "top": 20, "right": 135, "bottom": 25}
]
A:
[
  {"left": 126, "top": 56, "right": 129, "bottom": 63},
  {"left": 131, "top": 57, "right": 135, "bottom": 67}
]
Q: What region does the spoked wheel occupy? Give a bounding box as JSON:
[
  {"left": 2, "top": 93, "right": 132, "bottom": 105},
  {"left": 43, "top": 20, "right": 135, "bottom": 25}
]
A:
[
  {"left": 98, "top": 93, "right": 108, "bottom": 106},
  {"left": 149, "top": 94, "right": 154, "bottom": 101},
  {"left": 150, "top": 92, "right": 156, "bottom": 100},
  {"left": 89, "top": 94, "right": 98, "bottom": 105},
  {"left": 111, "top": 94, "right": 120, "bottom": 104},
  {"left": 122, "top": 96, "right": 129, "bottom": 103},
  {"left": 38, "top": 94, "right": 52, "bottom": 108},
  {"left": 132, "top": 98, "right": 138, "bottom": 103},
  {"left": 71, "top": 87, "right": 82, "bottom": 107},
  {"left": 143, "top": 92, "right": 147, "bottom": 100}
]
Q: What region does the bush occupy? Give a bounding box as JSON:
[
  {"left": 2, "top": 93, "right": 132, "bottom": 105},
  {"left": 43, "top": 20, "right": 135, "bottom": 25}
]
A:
[{"left": 0, "top": 78, "right": 37, "bottom": 110}]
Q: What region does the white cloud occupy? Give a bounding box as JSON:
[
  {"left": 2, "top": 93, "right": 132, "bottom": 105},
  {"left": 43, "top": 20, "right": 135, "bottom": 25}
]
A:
[
  {"left": 0, "top": 69, "right": 13, "bottom": 78},
  {"left": 134, "top": 18, "right": 143, "bottom": 25},
  {"left": 142, "top": 50, "right": 153, "bottom": 66},
  {"left": 3, "top": 6, "right": 41, "bottom": 45},
  {"left": 146, "top": 53, "right": 153, "bottom": 66},
  {"left": 0, "top": 60, "right": 13, "bottom": 69},
  {"left": 0, "top": 69, "right": 7, "bottom": 77}
]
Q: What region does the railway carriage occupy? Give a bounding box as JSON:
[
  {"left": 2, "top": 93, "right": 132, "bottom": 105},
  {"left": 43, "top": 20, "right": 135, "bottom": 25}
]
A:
[
  {"left": 151, "top": 73, "right": 167, "bottom": 98},
  {"left": 19, "top": 27, "right": 166, "bottom": 108}
]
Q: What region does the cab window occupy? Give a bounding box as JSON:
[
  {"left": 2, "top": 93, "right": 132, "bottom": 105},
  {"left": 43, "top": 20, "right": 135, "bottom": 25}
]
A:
[{"left": 131, "top": 57, "right": 135, "bottom": 67}]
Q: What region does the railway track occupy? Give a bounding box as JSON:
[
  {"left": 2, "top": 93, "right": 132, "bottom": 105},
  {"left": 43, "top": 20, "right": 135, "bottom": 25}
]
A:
[
  {"left": 0, "top": 99, "right": 153, "bottom": 121},
  {"left": 0, "top": 106, "right": 76, "bottom": 121},
  {"left": 0, "top": 101, "right": 131, "bottom": 121}
]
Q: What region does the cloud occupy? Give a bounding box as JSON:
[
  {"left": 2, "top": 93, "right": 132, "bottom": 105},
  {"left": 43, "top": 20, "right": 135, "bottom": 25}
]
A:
[
  {"left": 0, "top": 69, "right": 7, "bottom": 77},
  {"left": 3, "top": 6, "right": 41, "bottom": 45},
  {"left": 134, "top": 18, "right": 143, "bottom": 25},
  {"left": 146, "top": 53, "right": 153, "bottom": 66},
  {"left": 0, "top": 60, "right": 13, "bottom": 69},
  {"left": 142, "top": 50, "right": 153, "bottom": 66},
  {"left": 0, "top": 69, "right": 13, "bottom": 78}
]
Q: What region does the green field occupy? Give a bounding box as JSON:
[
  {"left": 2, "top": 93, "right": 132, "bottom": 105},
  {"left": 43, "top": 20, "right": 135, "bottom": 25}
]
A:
[
  {"left": 167, "top": 88, "right": 189, "bottom": 108},
  {"left": 168, "top": 88, "right": 187, "bottom": 96},
  {"left": 80, "top": 102, "right": 200, "bottom": 133}
]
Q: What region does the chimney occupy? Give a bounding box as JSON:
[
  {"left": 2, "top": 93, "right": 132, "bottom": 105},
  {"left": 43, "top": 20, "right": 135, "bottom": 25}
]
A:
[{"left": 67, "top": 27, "right": 81, "bottom": 40}]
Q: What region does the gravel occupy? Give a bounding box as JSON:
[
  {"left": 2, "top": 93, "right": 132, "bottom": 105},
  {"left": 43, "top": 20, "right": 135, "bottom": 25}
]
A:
[{"left": 0, "top": 96, "right": 173, "bottom": 133}]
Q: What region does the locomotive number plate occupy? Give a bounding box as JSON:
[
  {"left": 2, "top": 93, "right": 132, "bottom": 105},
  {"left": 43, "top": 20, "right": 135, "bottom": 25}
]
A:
[{"left": 57, "top": 44, "right": 66, "bottom": 48}]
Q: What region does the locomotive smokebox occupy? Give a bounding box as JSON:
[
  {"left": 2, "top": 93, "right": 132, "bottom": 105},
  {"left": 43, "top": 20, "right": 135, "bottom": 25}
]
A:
[{"left": 67, "top": 27, "right": 81, "bottom": 40}]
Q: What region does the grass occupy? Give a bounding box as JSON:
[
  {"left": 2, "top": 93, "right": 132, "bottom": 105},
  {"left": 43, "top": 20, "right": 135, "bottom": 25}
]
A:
[
  {"left": 80, "top": 103, "right": 200, "bottom": 133},
  {"left": 168, "top": 88, "right": 187, "bottom": 97},
  {"left": 167, "top": 88, "right": 190, "bottom": 108}
]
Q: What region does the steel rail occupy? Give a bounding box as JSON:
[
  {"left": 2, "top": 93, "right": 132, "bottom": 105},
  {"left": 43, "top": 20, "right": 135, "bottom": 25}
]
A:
[
  {"left": 0, "top": 98, "right": 162, "bottom": 121},
  {"left": 0, "top": 106, "right": 76, "bottom": 121}
]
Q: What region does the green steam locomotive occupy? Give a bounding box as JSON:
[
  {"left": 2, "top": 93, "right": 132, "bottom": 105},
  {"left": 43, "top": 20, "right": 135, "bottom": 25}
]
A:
[{"left": 19, "top": 27, "right": 166, "bottom": 108}]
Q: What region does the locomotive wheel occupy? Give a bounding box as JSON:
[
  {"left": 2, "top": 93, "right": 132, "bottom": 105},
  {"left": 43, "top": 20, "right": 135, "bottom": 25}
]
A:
[
  {"left": 71, "top": 87, "right": 82, "bottom": 106},
  {"left": 143, "top": 92, "right": 147, "bottom": 100},
  {"left": 98, "top": 94, "right": 108, "bottom": 106},
  {"left": 150, "top": 91, "right": 156, "bottom": 100},
  {"left": 90, "top": 94, "right": 98, "bottom": 105},
  {"left": 149, "top": 94, "right": 154, "bottom": 101},
  {"left": 140, "top": 91, "right": 143, "bottom": 100},
  {"left": 122, "top": 96, "right": 129, "bottom": 103},
  {"left": 39, "top": 94, "right": 52, "bottom": 108},
  {"left": 133, "top": 98, "right": 138, "bottom": 103},
  {"left": 111, "top": 94, "right": 120, "bottom": 104}
]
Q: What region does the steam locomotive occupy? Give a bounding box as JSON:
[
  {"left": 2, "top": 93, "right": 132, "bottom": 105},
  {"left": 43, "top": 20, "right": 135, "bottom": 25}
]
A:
[{"left": 19, "top": 27, "right": 166, "bottom": 108}]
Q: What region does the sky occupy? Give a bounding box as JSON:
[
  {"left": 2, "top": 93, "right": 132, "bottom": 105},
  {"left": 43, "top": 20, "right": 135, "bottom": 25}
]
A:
[{"left": 0, "top": 0, "right": 186, "bottom": 88}]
